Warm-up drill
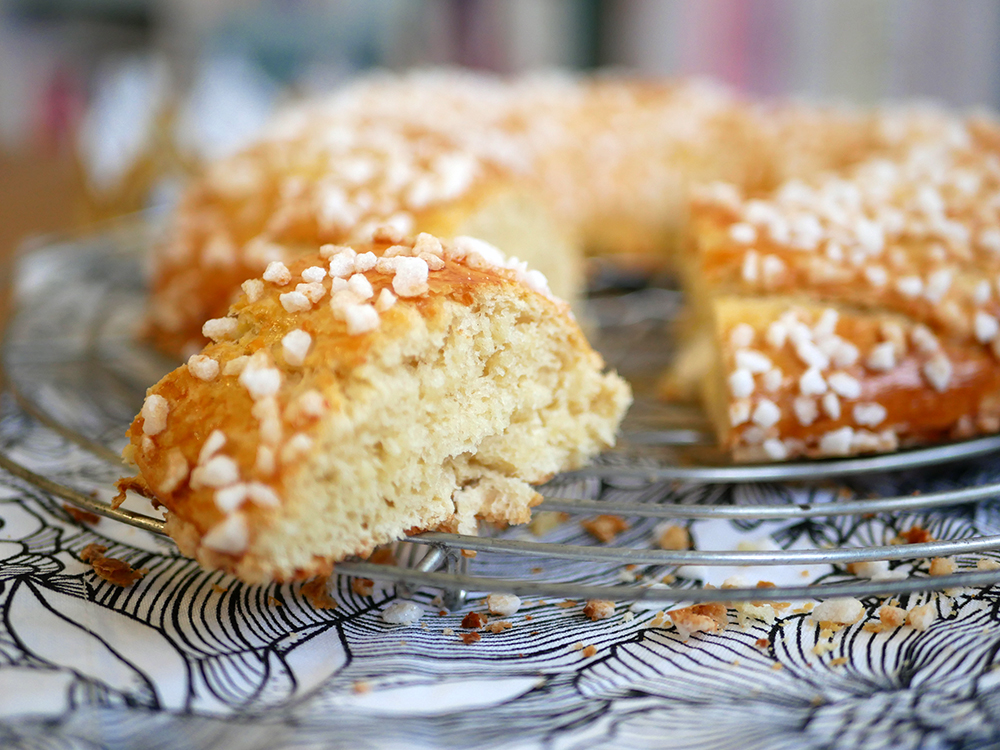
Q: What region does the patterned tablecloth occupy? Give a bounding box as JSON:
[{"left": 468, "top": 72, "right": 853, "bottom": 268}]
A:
[{"left": 2, "top": 230, "right": 1000, "bottom": 750}]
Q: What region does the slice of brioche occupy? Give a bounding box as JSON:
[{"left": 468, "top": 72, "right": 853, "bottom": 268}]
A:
[
  {"left": 125, "top": 232, "right": 631, "bottom": 583},
  {"left": 665, "top": 126, "right": 1000, "bottom": 460}
]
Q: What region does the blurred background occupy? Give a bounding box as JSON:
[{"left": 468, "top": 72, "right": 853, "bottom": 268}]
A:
[{"left": 2, "top": 0, "right": 1000, "bottom": 268}]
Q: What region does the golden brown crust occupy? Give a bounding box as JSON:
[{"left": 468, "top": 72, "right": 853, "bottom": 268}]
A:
[
  {"left": 709, "top": 298, "right": 1000, "bottom": 460},
  {"left": 147, "top": 72, "right": 896, "bottom": 357}
]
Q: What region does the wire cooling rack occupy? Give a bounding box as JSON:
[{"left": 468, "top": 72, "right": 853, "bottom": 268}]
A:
[{"left": 5, "top": 221, "right": 1000, "bottom": 609}]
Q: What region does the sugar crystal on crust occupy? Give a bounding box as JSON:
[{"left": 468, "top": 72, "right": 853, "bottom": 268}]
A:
[
  {"left": 198, "top": 429, "right": 227, "bottom": 465},
  {"left": 202, "top": 317, "right": 237, "bottom": 342},
  {"left": 263, "top": 261, "right": 292, "bottom": 286},
  {"left": 296, "top": 281, "right": 327, "bottom": 304},
  {"left": 239, "top": 355, "right": 283, "bottom": 400},
  {"left": 282, "top": 329, "right": 312, "bottom": 366},
  {"left": 202, "top": 512, "right": 249, "bottom": 554},
  {"left": 391, "top": 256, "right": 430, "bottom": 297},
  {"left": 141, "top": 394, "right": 169, "bottom": 436},
  {"left": 241, "top": 278, "right": 264, "bottom": 303},
  {"left": 375, "top": 288, "right": 396, "bottom": 312},
  {"left": 347, "top": 273, "right": 374, "bottom": 300},
  {"left": 190, "top": 455, "right": 240, "bottom": 489},
  {"left": 187, "top": 354, "right": 220, "bottom": 382},
  {"left": 301, "top": 265, "right": 327, "bottom": 283},
  {"left": 345, "top": 303, "right": 380, "bottom": 335},
  {"left": 279, "top": 290, "right": 312, "bottom": 313},
  {"left": 159, "top": 449, "right": 189, "bottom": 494}
]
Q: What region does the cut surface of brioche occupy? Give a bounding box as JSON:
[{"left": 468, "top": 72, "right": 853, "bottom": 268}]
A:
[{"left": 126, "top": 232, "right": 630, "bottom": 582}]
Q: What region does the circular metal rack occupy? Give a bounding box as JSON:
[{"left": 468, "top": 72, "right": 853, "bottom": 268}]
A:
[{"left": 4, "top": 222, "right": 1000, "bottom": 610}]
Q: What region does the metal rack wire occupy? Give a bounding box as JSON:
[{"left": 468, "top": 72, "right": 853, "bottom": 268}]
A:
[{"left": 4, "top": 225, "right": 1000, "bottom": 609}]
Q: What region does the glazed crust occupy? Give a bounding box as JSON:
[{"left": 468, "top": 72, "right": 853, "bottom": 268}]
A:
[{"left": 148, "top": 71, "right": 905, "bottom": 357}]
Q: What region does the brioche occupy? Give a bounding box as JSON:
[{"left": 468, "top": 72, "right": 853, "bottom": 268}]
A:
[
  {"left": 146, "top": 68, "right": 1000, "bottom": 465},
  {"left": 125, "top": 232, "right": 631, "bottom": 582},
  {"left": 669, "top": 123, "right": 1000, "bottom": 459},
  {"left": 149, "top": 70, "right": 905, "bottom": 356}
]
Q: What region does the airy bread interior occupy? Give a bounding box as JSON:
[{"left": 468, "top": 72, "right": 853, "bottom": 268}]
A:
[{"left": 239, "top": 286, "right": 627, "bottom": 581}]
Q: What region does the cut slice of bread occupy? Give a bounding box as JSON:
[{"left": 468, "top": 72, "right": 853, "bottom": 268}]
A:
[
  {"left": 665, "top": 129, "right": 1000, "bottom": 460},
  {"left": 125, "top": 232, "right": 630, "bottom": 582}
]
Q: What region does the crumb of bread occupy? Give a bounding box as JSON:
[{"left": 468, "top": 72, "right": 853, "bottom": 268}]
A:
[
  {"left": 63, "top": 504, "right": 101, "bottom": 525},
  {"left": 649, "top": 611, "right": 668, "bottom": 628},
  {"left": 461, "top": 632, "right": 481, "bottom": 644},
  {"left": 302, "top": 577, "right": 338, "bottom": 610},
  {"left": 80, "top": 543, "right": 108, "bottom": 563},
  {"left": 733, "top": 600, "right": 775, "bottom": 628},
  {"left": 906, "top": 603, "right": 936, "bottom": 631},
  {"left": 879, "top": 604, "right": 907, "bottom": 628},
  {"left": 557, "top": 600, "right": 578, "bottom": 608},
  {"left": 442, "top": 628, "right": 455, "bottom": 635},
  {"left": 655, "top": 524, "right": 691, "bottom": 550},
  {"left": 351, "top": 578, "right": 375, "bottom": 596},
  {"left": 897, "top": 526, "right": 935, "bottom": 544},
  {"left": 581, "top": 515, "right": 629, "bottom": 543},
  {"left": 485, "top": 621, "right": 513, "bottom": 634},
  {"left": 352, "top": 681, "right": 371, "bottom": 694},
  {"left": 460, "top": 549, "right": 477, "bottom": 558},
  {"left": 977, "top": 558, "right": 1000, "bottom": 571},
  {"left": 583, "top": 600, "right": 615, "bottom": 621},
  {"left": 80, "top": 544, "right": 145, "bottom": 587},
  {"left": 812, "top": 633, "right": 836, "bottom": 656},
  {"left": 667, "top": 605, "right": 722, "bottom": 640},
  {"left": 112, "top": 475, "right": 154, "bottom": 509},
  {"left": 929, "top": 557, "right": 957, "bottom": 576},
  {"left": 581, "top": 645, "right": 597, "bottom": 658},
  {"left": 529, "top": 511, "right": 569, "bottom": 536},
  {"left": 755, "top": 638, "right": 770, "bottom": 649},
  {"left": 268, "top": 595, "right": 282, "bottom": 606},
  {"left": 829, "top": 657, "right": 848, "bottom": 666},
  {"left": 462, "top": 612, "right": 486, "bottom": 630},
  {"left": 211, "top": 583, "right": 228, "bottom": 594}
]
